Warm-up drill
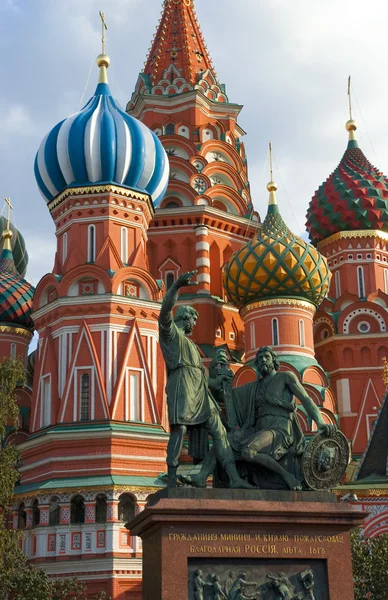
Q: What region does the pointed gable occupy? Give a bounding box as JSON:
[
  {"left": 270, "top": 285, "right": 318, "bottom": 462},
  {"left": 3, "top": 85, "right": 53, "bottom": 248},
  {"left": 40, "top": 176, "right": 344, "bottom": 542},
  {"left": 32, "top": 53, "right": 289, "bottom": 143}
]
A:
[
  {"left": 95, "top": 235, "right": 124, "bottom": 272},
  {"left": 352, "top": 378, "right": 382, "bottom": 454},
  {"left": 356, "top": 388, "right": 388, "bottom": 480},
  {"left": 59, "top": 322, "right": 108, "bottom": 423},
  {"left": 111, "top": 319, "right": 159, "bottom": 424}
]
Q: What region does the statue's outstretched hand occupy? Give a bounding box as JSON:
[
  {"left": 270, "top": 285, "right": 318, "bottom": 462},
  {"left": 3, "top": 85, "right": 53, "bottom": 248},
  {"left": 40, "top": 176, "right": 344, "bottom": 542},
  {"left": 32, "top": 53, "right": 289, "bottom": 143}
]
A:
[
  {"left": 174, "top": 270, "right": 199, "bottom": 289},
  {"left": 319, "top": 423, "right": 337, "bottom": 437}
]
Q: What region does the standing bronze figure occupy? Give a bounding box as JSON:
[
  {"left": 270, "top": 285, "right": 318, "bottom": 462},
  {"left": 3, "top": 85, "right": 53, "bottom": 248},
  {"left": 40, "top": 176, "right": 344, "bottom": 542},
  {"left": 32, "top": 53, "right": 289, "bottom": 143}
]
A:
[{"left": 158, "top": 270, "right": 251, "bottom": 488}]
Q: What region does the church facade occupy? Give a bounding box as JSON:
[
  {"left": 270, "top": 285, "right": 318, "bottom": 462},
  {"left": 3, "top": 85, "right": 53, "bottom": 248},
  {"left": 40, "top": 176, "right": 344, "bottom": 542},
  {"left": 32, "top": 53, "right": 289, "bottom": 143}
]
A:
[{"left": 2, "top": 1, "right": 388, "bottom": 597}]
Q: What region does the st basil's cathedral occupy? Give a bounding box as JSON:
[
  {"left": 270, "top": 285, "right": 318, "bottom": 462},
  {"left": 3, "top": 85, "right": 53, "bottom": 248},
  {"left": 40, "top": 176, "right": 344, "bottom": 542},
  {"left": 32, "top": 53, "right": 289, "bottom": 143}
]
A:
[{"left": 2, "top": 0, "right": 388, "bottom": 597}]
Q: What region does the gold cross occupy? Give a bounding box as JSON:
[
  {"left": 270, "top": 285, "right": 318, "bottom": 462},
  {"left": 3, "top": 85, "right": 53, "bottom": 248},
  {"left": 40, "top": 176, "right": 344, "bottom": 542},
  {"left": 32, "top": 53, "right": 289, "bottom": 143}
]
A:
[
  {"left": 348, "top": 75, "right": 353, "bottom": 121},
  {"left": 99, "top": 11, "right": 108, "bottom": 55},
  {"left": 269, "top": 142, "right": 273, "bottom": 181},
  {"left": 4, "top": 197, "right": 13, "bottom": 230}
]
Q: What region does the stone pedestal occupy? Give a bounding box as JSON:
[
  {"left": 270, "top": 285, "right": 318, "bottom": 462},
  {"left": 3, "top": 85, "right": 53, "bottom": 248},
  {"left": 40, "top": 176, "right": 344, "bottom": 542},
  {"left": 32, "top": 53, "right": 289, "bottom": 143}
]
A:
[{"left": 129, "top": 488, "right": 366, "bottom": 600}]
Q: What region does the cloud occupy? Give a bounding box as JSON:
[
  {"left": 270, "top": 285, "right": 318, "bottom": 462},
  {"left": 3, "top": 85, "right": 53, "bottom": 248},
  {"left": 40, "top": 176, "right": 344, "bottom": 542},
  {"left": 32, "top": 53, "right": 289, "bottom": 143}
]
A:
[
  {"left": 2, "top": 0, "right": 388, "bottom": 286},
  {"left": 0, "top": 102, "right": 37, "bottom": 135}
]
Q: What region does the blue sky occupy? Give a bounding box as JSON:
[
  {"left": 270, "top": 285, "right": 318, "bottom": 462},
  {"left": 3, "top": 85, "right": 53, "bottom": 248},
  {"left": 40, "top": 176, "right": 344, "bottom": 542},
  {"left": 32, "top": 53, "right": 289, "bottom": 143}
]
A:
[{"left": 1, "top": 0, "right": 388, "bottom": 288}]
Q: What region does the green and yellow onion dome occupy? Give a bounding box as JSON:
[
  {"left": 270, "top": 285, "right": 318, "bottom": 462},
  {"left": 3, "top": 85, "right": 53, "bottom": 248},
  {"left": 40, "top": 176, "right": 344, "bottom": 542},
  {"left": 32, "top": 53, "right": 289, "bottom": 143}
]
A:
[{"left": 222, "top": 182, "right": 331, "bottom": 308}]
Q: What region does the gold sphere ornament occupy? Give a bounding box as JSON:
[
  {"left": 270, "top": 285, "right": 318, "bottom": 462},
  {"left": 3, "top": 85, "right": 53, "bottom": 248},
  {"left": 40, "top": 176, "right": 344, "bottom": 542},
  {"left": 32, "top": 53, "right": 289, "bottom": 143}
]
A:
[
  {"left": 97, "top": 54, "right": 111, "bottom": 69},
  {"left": 345, "top": 119, "right": 357, "bottom": 132},
  {"left": 267, "top": 181, "right": 278, "bottom": 192}
]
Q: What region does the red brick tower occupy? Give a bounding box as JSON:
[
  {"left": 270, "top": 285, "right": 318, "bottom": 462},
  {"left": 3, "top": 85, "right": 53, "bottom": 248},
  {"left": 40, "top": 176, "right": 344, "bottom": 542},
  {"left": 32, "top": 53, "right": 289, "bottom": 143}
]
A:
[
  {"left": 306, "top": 117, "right": 388, "bottom": 456},
  {"left": 127, "top": 0, "right": 260, "bottom": 367},
  {"left": 11, "top": 39, "right": 171, "bottom": 598}
]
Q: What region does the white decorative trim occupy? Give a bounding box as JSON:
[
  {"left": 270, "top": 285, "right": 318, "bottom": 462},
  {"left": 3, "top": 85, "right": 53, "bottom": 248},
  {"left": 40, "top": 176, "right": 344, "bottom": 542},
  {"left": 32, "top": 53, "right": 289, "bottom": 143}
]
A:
[
  {"left": 196, "top": 273, "right": 210, "bottom": 283},
  {"left": 342, "top": 308, "right": 386, "bottom": 334},
  {"left": 336, "top": 378, "right": 351, "bottom": 414},
  {"left": 195, "top": 227, "right": 209, "bottom": 237},
  {"left": 195, "top": 241, "right": 210, "bottom": 252},
  {"left": 196, "top": 257, "right": 210, "bottom": 268}
]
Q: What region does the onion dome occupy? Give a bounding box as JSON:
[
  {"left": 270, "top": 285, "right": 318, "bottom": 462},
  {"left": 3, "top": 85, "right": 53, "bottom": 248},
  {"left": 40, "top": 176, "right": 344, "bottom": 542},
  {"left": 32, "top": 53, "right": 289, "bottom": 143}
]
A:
[
  {"left": 0, "top": 216, "right": 28, "bottom": 277},
  {"left": 0, "top": 226, "right": 34, "bottom": 329},
  {"left": 306, "top": 120, "right": 388, "bottom": 245},
  {"left": 222, "top": 181, "right": 331, "bottom": 308},
  {"left": 34, "top": 53, "right": 169, "bottom": 207}
]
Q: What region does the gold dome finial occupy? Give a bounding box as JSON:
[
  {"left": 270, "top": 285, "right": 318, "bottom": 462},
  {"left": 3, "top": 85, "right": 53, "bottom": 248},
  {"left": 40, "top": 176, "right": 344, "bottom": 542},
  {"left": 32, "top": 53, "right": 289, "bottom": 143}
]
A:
[
  {"left": 2, "top": 197, "right": 13, "bottom": 251},
  {"left": 346, "top": 76, "right": 357, "bottom": 141},
  {"left": 97, "top": 11, "right": 110, "bottom": 84},
  {"left": 267, "top": 142, "right": 278, "bottom": 206}
]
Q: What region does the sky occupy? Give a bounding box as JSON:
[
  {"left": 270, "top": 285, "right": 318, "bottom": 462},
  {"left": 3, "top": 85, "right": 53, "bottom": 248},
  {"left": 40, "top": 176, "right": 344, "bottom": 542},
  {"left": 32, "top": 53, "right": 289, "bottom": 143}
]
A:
[{"left": 1, "top": 0, "right": 388, "bottom": 289}]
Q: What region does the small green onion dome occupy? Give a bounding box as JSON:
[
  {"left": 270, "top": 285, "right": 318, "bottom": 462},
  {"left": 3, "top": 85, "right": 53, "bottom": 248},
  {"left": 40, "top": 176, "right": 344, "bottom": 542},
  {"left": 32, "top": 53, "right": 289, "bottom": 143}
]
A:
[
  {"left": 0, "top": 229, "right": 34, "bottom": 330},
  {"left": 0, "top": 216, "right": 29, "bottom": 277}
]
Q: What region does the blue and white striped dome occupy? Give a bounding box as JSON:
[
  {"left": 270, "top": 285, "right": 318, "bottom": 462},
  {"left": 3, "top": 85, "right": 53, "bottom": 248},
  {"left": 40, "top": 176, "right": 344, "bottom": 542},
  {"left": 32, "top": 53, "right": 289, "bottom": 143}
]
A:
[{"left": 34, "top": 59, "right": 169, "bottom": 207}]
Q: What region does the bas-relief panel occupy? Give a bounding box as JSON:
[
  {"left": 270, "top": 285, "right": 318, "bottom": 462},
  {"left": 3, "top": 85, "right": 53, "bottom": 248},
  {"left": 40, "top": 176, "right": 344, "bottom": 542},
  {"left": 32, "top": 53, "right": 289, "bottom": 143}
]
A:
[{"left": 188, "top": 559, "right": 327, "bottom": 600}]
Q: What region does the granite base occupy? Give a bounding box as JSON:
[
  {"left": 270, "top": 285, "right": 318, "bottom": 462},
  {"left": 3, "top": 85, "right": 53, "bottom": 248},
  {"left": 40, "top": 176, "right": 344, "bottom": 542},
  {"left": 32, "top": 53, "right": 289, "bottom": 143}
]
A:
[{"left": 129, "top": 488, "right": 366, "bottom": 599}]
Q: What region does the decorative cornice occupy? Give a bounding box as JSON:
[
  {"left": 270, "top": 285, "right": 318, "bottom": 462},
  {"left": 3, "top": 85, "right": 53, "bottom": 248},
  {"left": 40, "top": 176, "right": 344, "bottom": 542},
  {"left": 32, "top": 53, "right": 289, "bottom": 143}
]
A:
[
  {"left": 13, "top": 485, "right": 159, "bottom": 498},
  {"left": 334, "top": 488, "right": 388, "bottom": 498},
  {"left": 48, "top": 185, "right": 152, "bottom": 212},
  {"left": 317, "top": 229, "right": 388, "bottom": 250},
  {"left": 0, "top": 325, "right": 33, "bottom": 339},
  {"left": 240, "top": 298, "right": 316, "bottom": 318}
]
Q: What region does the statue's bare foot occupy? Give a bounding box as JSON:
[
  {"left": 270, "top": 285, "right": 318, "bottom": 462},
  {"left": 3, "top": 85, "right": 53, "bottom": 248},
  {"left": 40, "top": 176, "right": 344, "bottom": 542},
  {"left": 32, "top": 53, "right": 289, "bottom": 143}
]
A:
[
  {"left": 178, "top": 474, "right": 207, "bottom": 488},
  {"left": 285, "top": 474, "right": 302, "bottom": 491},
  {"left": 229, "top": 478, "right": 256, "bottom": 489}
]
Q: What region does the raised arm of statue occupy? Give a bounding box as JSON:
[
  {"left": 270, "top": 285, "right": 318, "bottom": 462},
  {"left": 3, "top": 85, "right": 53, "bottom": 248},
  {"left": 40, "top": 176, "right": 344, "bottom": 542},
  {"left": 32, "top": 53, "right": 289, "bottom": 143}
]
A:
[
  {"left": 159, "top": 270, "right": 198, "bottom": 331},
  {"left": 285, "top": 372, "right": 337, "bottom": 436}
]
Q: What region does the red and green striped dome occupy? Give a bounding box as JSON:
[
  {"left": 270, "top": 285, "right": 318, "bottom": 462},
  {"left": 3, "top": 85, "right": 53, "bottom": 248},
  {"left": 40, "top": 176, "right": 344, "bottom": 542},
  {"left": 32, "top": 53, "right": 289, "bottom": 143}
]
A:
[
  {"left": 306, "top": 123, "right": 388, "bottom": 245},
  {"left": 223, "top": 185, "right": 331, "bottom": 308},
  {"left": 0, "top": 244, "right": 34, "bottom": 330}
]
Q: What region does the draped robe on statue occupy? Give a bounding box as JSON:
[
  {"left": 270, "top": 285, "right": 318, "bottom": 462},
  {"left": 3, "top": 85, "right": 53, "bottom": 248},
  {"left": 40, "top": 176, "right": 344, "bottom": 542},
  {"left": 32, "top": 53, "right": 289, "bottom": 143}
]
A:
[
  {"left": 227, "top": 374, "right": 305, "bottom": 462},
  {"left": 159, "top": 311, "right": 220, "bottom": 425}
]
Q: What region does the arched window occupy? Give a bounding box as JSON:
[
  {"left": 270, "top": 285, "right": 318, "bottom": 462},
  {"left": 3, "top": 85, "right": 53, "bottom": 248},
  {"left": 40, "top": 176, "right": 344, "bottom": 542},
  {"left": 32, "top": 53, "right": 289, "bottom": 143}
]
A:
[
  {"left": 63, "top": 232, "right": 68, "bottom": 264},
  {"left": 165, "top": 123, "right": 175, "bottom": 135},
  {"left": 335, "top": 271, "right": 341, "bottom": 298},
  {"left": 10, "top": 343, "right": 16, "bottom": 359},
  {"left": 357, "top": 266, "right": 365, "bottom": 298},
  {"left": 121, "top": 227, "right": 128, "bottom": 264},
  {"left": 118, "top": 494, "right": 136, "bottom": 523},
  {"left": 166, "top": 272, "right": 175, "bottom": 290},
  {"left": 70, "top": 495, "right": 85, "bottom": 524},
  {"left": 32, "top": 499, "right": 40, "bottom": 528},
  {"left": 250, "top": 322, "right": 256, "bottom": 350},
  {"left": 272, "top": 318, "right": 279, "bottom": 346},
  {"left": 18, "top": 503, "right": 26, "bottom": 530},
  {"left": 299, "top": 320, "right": 305, "bottom": 347},
  {"left": 49, "top": 497, "right": 60, "bottom": 526},
  {"left": 80, "top": 374, "right": 90, "bottom": 422},
  {"left": 95, "top": 494, "right": 107, "bottom": 524},
  {"left": 87, "top": 225, "right": 96, "bottom": 262},
  {"left": 165, "top": 202, "right": 179, "bottom": 209}
]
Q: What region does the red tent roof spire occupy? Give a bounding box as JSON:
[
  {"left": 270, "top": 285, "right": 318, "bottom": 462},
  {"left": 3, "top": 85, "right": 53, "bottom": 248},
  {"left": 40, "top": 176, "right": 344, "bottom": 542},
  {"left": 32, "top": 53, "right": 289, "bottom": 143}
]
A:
[{"left": 143, "top": 0, "right": 218, "bottom": 87}]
